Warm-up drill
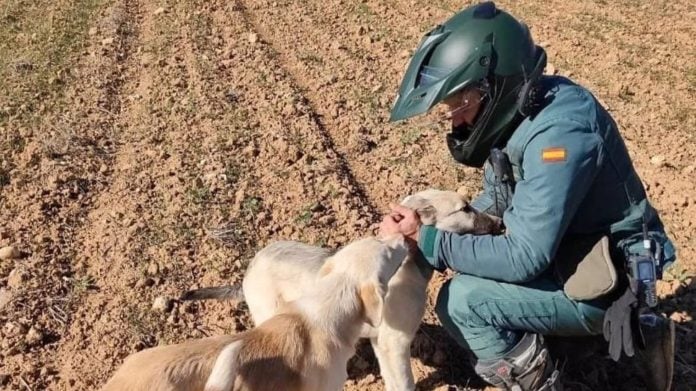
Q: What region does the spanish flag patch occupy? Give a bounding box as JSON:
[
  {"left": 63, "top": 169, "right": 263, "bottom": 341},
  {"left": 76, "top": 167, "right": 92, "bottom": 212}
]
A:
[{"left": 542, "top": 147, "right": 567, "bottom": 163}]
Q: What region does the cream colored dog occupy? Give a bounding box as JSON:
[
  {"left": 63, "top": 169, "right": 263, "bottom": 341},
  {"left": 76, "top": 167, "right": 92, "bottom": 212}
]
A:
[
  {"left": 182, "top": 189, "right": 502, "bottom": 391},
  {"left": 102, "top": 235, "right": 409, "bottom": 391}
]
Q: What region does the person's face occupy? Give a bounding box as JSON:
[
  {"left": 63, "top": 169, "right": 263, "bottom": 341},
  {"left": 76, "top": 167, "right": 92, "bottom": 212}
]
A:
[{"left": 442, "top": 87, "right": 483, "bottom": 128}]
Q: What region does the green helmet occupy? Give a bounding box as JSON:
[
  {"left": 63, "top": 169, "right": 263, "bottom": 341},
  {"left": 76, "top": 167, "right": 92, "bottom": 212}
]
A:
[{"left": 390, "top": 2, "right": 546, "bottom": 167}]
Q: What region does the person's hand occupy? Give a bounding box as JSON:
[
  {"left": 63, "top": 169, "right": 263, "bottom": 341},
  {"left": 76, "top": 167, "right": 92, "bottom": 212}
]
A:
[{"left": 379, "top": 204, "right": 421, "bottom": 246}]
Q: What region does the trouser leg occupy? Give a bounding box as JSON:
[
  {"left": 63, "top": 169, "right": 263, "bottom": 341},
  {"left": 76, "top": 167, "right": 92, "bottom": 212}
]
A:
[{"left": 434, "top": 273, "right": 606, "bottom": 390}]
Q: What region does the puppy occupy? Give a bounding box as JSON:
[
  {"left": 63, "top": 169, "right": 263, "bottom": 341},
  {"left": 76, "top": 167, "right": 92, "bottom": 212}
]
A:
[
  {"left": 182, "top": 189, "right": 502, "bottom": 391},
  {"left": 101, "top": 235, "right": 409, "bottom": 391}
]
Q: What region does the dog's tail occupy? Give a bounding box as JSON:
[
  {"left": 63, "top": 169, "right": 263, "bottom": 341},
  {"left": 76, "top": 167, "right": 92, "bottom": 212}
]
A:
[
  {"left": 180, "top": 285, "right": 244, "bottom": 302},
  {"left": 205, "top": 341, "right": 242, "bottom": 391}
]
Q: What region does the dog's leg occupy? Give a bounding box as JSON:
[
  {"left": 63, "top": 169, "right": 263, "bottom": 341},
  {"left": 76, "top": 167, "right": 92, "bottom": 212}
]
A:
[
  {"left": 205, "top": 341, "right": 242, "bottom": 391},
  {"left": 370, "top": 258, "right": 427, "bottom": 391},
  {"left": 372, "top": 331, "right": 416, "bottom": 391},
  {"left": 370, "top": 337, "right": 397, "bottom": 390}
]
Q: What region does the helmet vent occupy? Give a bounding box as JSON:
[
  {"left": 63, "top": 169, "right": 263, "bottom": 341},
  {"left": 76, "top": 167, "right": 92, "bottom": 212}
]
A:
[{"left": 473, "top": 2, "right": 498, "bottom": 19}]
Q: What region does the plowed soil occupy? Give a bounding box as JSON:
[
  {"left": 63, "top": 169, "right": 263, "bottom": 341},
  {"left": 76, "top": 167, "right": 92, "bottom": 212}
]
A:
[{"left": 1, "top": 0, "right": 694, "bottom": 390}]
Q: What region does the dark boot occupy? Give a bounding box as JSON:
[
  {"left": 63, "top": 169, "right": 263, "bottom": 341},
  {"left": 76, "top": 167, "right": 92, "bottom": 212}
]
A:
[
  {"left": 474, "top": 333, "right": 562, "bottom": 391},
  {"left": 636, "top": 313, "right": 675, "bottom": 391}
]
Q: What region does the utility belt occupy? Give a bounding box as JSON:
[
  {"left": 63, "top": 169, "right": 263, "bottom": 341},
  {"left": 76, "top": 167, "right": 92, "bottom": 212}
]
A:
[{"left": 553, "top": 230, "right": 669, "bottom": 303}]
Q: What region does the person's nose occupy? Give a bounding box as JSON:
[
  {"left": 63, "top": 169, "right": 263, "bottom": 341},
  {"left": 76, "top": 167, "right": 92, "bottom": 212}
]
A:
[{"left": 451, "top": 106, "right": 474, "bottom": 127}]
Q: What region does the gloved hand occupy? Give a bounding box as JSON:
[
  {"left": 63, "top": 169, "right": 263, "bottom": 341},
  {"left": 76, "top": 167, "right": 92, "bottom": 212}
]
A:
[{"left": 603, "top": 286, "right": 640, "bottom": 361}]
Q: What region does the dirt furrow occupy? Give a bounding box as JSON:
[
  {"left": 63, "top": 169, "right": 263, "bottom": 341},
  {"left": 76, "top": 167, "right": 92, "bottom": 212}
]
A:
[{"left": 0, "top": 0, "right": 139, "bottom": 388}]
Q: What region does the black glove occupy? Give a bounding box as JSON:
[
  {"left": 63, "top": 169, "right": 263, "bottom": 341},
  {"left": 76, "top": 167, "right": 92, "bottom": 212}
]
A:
[{"left": 603, "top": 286, "right": 641, "bottom": 361}]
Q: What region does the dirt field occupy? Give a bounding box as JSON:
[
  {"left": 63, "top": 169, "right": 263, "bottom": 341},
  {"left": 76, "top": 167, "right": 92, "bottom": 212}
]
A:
[{"left": 1, "top": 0, "right": 695, "bottom": 389}]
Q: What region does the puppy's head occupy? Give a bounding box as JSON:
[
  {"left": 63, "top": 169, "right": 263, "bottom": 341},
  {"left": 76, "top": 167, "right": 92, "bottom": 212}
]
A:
[
  {"left": 401, "top": 189, "right": 503, "bottom": 235},
  {"left": 319, "top": 235, "right": 408, "bottom": 327}
]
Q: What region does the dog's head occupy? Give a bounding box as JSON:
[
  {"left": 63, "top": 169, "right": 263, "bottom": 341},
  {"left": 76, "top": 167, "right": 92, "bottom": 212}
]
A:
[
  {"left": 401, "top": 189, "right": 503, "bottom": 235},
  {"left": 318, "top": 235, "right": 408, "bottom": 328}
]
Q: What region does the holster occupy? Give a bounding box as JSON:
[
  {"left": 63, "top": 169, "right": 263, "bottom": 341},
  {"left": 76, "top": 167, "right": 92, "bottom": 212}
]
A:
[{"left": 554, "top": 235, "right": 619, "bottom": 301}]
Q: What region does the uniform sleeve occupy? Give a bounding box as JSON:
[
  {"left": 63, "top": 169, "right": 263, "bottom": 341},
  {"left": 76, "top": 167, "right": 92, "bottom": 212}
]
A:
[{"left": 419, "top": 119, "right": 604, "bottom": 282}]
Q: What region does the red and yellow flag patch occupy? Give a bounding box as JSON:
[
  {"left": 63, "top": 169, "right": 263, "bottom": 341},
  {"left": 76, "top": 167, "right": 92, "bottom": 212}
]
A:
[{"left": 542, "top": 147, "right": 567, "bottom": 163}]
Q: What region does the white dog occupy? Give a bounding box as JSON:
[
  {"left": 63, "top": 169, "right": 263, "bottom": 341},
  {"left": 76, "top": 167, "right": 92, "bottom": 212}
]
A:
[
  {"left": 182, "top": 189, "right": 502, "bottom": 391},
  {"left": 102, "top": 235, "right": 409, "bottom": 391}
]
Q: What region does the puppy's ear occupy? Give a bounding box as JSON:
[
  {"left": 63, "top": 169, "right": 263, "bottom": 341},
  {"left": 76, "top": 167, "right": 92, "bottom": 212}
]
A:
[
  {"left": 359, "top": 283, "right": 385, "bottom": 327},
  {"left": 401, "top": 196, "right": 437, "bottom": 225},
  {"left": 415, "top": 205, "right": 437, "bottom": 225}
]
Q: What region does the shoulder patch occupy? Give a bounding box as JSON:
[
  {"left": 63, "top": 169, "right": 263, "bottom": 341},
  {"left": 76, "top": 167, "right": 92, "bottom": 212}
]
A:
[{"left": 542, "top": 147, "right": 567, "bottom": 163}]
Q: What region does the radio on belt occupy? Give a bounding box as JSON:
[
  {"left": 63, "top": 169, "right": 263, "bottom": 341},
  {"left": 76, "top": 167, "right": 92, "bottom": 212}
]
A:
[{"left": 628, "top": 222, "right": 659, "bottom": 308}]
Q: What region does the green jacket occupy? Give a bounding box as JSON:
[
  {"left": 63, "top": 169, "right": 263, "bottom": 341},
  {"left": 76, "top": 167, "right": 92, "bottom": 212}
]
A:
[{"left": 419, "top": 76, "right": 676, "bottom": 283}]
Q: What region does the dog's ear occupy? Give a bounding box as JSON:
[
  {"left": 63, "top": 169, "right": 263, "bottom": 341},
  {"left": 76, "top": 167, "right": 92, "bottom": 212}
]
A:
[
  {"left": 359, "top": 283, "right": 385, "bottom": 327},
  {"left": 401, "top": 196, "right": 437, "bottom": 225},
  {"left": 415, "top": 205, "right": 437, "bottom": 225}
]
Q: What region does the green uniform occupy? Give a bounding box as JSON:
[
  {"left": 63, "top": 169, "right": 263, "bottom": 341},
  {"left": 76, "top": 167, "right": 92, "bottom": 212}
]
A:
[{"left": 418, "top": 76, "right": 676, "bottom": 360}]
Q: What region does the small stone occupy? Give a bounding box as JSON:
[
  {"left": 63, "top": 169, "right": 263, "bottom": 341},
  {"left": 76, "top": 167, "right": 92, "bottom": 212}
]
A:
[
  {"left": 319, "top": 215, "right": 336, "bottom": 226},
  {"left": 0, "top": 289, "right": 12, "bottom": 310},
  {"left": 650, "top": 155, "right": 666, "bottom": 167},
  {"left": 99, "top": 164, "right": 108, "bottom": 174},
  {"left": 546, "top": 62, "right": 557, "bottom": 75},
  {"left": 359, "top": 373, "right": 376, "bottom": 385},
  {"left": 88, "top": 27, "right": 98, "bottom": 36},
  {"left": 25, "top": 327, "right": 44, "bottom": 346},
  {"left": 7, "top": 269, "right": 27, "bottom": 290},
  {"left": 153, "top": 7, "right": 165, "bottom": 15},
  {"left": 101, "top": 37, "right": 114, "bottom": 45},
  {"left": 282, "top": 226, "right": 294, "bottom": 236},
  {"left": 3, "top": 322, "right": 27, "bottom": 337},
  {"left": 135, "top": 277, "right": 155, "bottom": 288},
  {"left": 0, "top": 246, "right": 20, "bottom": 260},
  {"left": 248, "top": 33, "right": 259, "bottom": 44},
  {"left": 147, "top": 263, "right": 160, "bottom": 276},
  {"left": 152, "top": 296, "right": 173, "bottom": 312}
]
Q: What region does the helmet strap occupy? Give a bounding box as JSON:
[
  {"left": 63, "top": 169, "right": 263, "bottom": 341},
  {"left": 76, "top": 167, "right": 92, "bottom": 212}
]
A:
[{"left": 517, "top": 47, "right": 547, "bottom": 117}]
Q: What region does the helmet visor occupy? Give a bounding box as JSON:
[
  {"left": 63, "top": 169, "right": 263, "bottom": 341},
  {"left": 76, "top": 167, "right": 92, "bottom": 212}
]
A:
[{"left": 416, "top": 65, "right": 451, "bottom": 88}]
